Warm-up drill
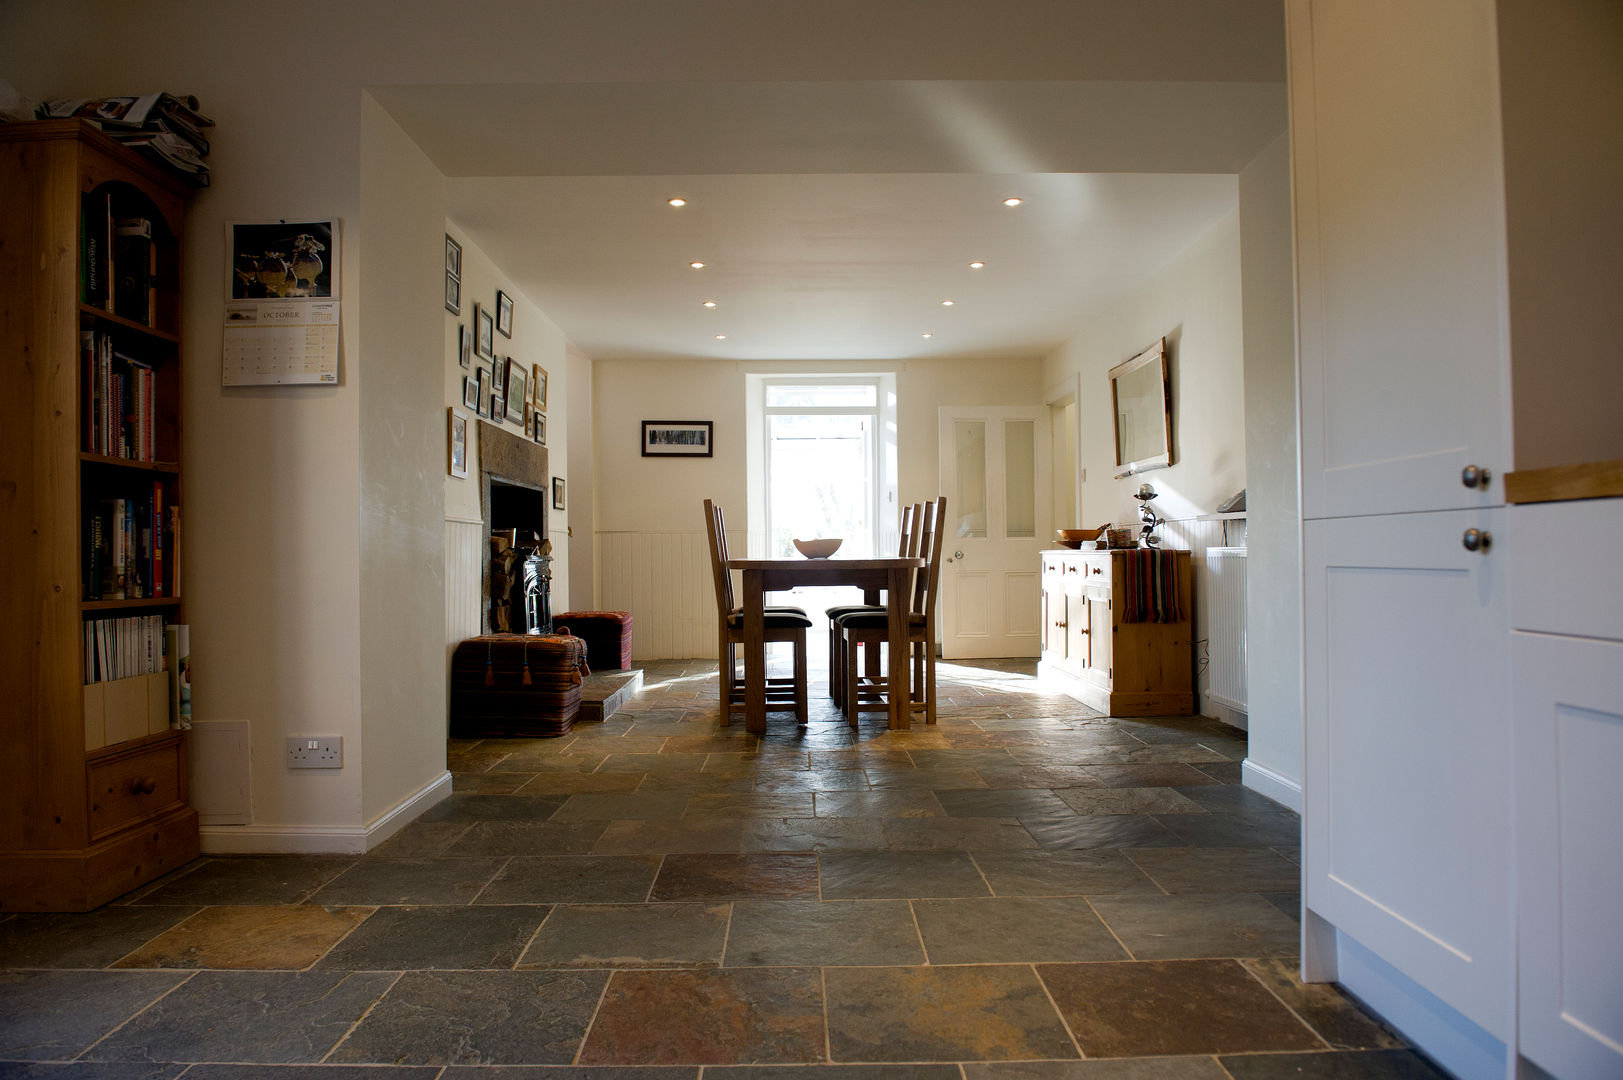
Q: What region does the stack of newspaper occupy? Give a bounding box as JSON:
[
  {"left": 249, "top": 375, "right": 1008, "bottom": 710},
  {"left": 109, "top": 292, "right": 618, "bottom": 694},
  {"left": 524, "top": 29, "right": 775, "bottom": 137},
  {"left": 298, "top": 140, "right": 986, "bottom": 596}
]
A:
[{"left": 39, "top": 93, "right": 214, "bottom": 186}]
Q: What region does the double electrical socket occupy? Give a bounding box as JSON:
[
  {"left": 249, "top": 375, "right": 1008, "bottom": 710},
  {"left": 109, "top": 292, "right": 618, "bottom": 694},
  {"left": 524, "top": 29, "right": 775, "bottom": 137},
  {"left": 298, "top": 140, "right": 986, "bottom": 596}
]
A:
[{"left": 286, "top": 736, "right": 343, "bottom": 768}]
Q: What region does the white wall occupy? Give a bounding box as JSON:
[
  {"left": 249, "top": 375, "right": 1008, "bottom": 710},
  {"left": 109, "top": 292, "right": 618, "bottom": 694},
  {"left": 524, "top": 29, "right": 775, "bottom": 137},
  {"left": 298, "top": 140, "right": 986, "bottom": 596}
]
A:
[
  {"left": 566, "top": 345, "right": 596, "bottom": 610},
  {"left": 1238, "top": 132, "right": 1302, "bottom": 806},
  {"left": 593, "top": 355, "right": 1043, "bottom": 658},
  {"left": 358, "top": 94, "right": 450, "bottom": 825}
]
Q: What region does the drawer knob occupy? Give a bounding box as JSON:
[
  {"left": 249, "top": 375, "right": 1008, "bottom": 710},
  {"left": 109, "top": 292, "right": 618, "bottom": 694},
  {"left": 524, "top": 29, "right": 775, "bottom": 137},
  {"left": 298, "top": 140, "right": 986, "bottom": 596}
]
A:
[
  {"left": 1462, "top": 528, "right": 1492, "bottom": 553},
  {"left": 130, "top": 777, "right": 158, "bottom": 795},
  {"left": 1461, "top": 464, "right": 1492, "bottom": 490}
]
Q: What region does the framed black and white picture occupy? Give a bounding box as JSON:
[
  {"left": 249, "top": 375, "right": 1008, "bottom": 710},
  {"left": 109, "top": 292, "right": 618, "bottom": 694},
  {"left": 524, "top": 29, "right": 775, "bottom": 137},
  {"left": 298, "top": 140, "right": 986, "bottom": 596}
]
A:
[
  {"left": 496, "top": 290, "right": 514, "bottom": 338},
  {"left": 490, "top": 393, "right": 505, "bottom": 423},
  {"left": 458, "top": 324, "right": 472, "bottom": 369},
  {"left": 475, "top": 303, "right": 494, "bottom": 359},
  {"left": 444, "top": 272, "right": 460, "bottom": 315},
  {"left": 641, "top": 420, "right": 714, "bottom": 457},
  {"left": 552, "top": 476, "right": 566, "bottom": 510},
  {"left": 476, "top": 367, "right": 491, "bottom": 417},
  {"left": 462, "top": 375, "right": 478, "bottom": 411},
  {"left": 445, "top": 234, "right": 462, "bottom": 277},
  {"left": 534, "top": 413, "right": 546, "bottom": 445},
  {"left": 448, "top": 408, "right": 468, "bottom": 479},
  {"left": 532, "top": 364, "right": 548, "bottom": 413},
  {"left": 505, "top": 363, "right": 527, "bottom": 424}
]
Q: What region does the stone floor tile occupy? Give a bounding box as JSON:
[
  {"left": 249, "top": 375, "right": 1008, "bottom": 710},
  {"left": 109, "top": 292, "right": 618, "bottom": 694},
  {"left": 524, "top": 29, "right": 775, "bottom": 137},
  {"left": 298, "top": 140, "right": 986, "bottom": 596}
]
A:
[
  {"left": 512, "top": 771, "right": 646, "bottom": 794},
  {"left": 709, "top": 1067, "right": 959, "bottom": 1080},
  {"left": 814, "top": 791, "right": 944, "bottom": 818},
  {"left": 113, "top": 905, "right": 371, "bottom": 970},
  {"left": 453, "top": 771, "right": 539, "bottom": 794},
  {"left": 419, "top": 794, "right": 569, "bottom": 823},
  {"left": 328, "top": 969, "right": 606, "bottom": 1065},
  {"left": 649, "top": 853, "right": 819, "bottom": 900},
  {"left": 367, "top": 820, "right": 476, "bottom": 857},
  {"left": 754, "top": 770, "right": 874, "bottom": 793},
  {"left": 973, "top": 766, "right": 1109, "bottom": 790},
  {"left": 1088, "top": 894, "right": 1301, "bottom": 960},
  {"left": 1124, "top": 848, "right": 1302, "bottom": 894},
  {"left": 579, "top": 968, "right": 825, "bottom": 1065},
  {"left": 127, "top": 856, "right": 357, "bottom": 907},
  {"left": 933, "top": 788, "right": 1074, "bottom": 818},
  {"left": 1017, "top": 813, "right": 1184, "bottom": 849},
  {"left": 1037, "top": 959, "right": 1321, "bottom": 1057},
  {"left": 475, "top": 854, "right": 663, "bottom": 904},
  {"left": 880, "top": 817, "right": 1039, "bottom": 851},
  {"left": 684, "top": 792, "right": 816, "bottom": 819},
  {"left": 447, "top": 820, "right": 611, "bottom": 857},
  {"left": 1154, "top": 813, "right": 1301, "bottom": 848},
  {"left": 742, "top": 816, "right": 888, "bottom": 852},
  {"left": 963, "top": 1061, "right": 1231, "bottom": 1080},
  {"left": 315, "top": 905, "right": 546, "bottom": 969},
  {"left": 1240, "top": 959, "right": 1409, "bottom": 1050},
  {"left": 87, "top": 970, "right": 396, "bottom": 1064},
  {"left": 1173, "top": 784, "right": 1292, "bottom": 814},
  {"left": 724, "top": 899, "right": 924, "bottom": 966},
  {"left": 865, "top": 767, "right": 988, "bottom": 790},
  {"left": 970, "top": 849, "right": 1163, "bottom": 896},
  {"left": 0, "top": 906, "right": 199, "bottom": 969},
  {"left": 824, "top": 965, "right": 1078, "bottom": 1062},
  {"left": 309, "top": 857, "right": 508, "bottom": 906},
  {"left": 1054, "top": 788, "right": 1206, "bottom": 816},
  {"left": 913, "top": 896, "right": 1129, "bottom": 963},
  {"left": 0, "top": 970, "right": 188, "bottom": 1061},
  {"left": 819, "top": 852, "right": 990, "bottom": 899},
  {"left": 551, "top": 792, "right": 692, "bottom": 821},
  {"left": 591, "top": 818, "right": 747, "bottom": 855},
  {"left": 183, "top": 1067, "right": 436, "bottom": 1079},
  {"left": 1260, "top": 891, "right": 1302, "bottom": 922},
  {"left": 1075, "top": 764, "right": 1223, "bottom": 789},
  {"left": 517, "top": 902, "right": 729, "bottom": 968},
  {"left": 1217, "top": 1050, "right": 1450, "bottom": 1079}
]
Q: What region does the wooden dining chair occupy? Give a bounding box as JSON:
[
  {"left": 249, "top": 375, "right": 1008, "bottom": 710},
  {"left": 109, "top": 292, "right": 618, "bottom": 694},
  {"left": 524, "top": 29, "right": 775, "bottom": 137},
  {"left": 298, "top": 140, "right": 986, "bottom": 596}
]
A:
[
  {"left": 703, "top": 498, "right": 811, "bottom": 726},
  {"left": 825, "top": 503, "right": 920, "bottom": 707},
  {"left": 837, "top": 495, "right": 946, "bottom": 726}
]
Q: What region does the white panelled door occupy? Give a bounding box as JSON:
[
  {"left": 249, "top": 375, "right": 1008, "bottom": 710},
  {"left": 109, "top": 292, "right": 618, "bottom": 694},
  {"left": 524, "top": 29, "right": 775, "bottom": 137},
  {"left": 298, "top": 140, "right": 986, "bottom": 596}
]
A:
[{"left": 937, "top": 406, "right": 1050, "bottom": 659}]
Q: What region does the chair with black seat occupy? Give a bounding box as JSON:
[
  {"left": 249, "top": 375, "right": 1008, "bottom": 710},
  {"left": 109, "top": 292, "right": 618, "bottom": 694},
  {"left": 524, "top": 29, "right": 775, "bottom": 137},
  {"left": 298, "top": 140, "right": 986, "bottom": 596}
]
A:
[
  {"left": 825, "top": 503, "right": 919, "bottom": 707},
  {"left": 837, "top": 495, "right": 946, "bottom": 726},
  {"left": 703, "top": 498, "right": 811, "bottom": 726}
]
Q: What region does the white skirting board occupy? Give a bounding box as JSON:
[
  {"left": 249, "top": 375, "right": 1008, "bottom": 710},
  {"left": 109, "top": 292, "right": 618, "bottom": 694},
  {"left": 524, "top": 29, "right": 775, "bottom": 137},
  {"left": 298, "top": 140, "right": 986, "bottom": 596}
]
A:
[
  {"left": 1242, "top": 757, "right": 1302, "bottom": 814},
  {"left": 199, "top": 770, "right": 452, "bottom": 854}
]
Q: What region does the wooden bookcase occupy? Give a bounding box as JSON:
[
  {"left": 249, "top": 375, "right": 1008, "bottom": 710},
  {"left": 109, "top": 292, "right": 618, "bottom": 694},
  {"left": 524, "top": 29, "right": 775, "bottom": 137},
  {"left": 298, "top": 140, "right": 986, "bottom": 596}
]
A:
[{"left": 1, "top": 120, "right": 199, "bottom": 912}]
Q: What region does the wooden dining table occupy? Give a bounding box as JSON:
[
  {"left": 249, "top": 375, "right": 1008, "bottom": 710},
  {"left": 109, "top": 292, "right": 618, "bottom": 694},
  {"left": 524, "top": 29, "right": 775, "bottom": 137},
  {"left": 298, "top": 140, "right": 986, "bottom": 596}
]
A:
[{"left": 727, "top": 555, "right": 926, "bottom": 733}]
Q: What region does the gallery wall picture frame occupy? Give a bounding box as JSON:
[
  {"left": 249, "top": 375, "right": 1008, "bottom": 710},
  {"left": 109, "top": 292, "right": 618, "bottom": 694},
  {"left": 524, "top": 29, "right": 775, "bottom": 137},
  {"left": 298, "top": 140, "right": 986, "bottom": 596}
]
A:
[
  {"left": 641, "top": 419, "right": 714, "bottom": 457},
  {"left": 552, "top": 476, "right": 566, "bottom": 511},
  {"left": 496, "top": 290, "right": 514, "bottom": 338},
  {"left": 445, "top": 234, "right": 462, "bottom": 278},
  {"left": 458, "top": 324, "right": 472, "bottom": 369},
  {"left": 506, "top": 363, "right": 527, "bottom": 424},
  {"left": 533, "top": 364, "right": 549, "bottom": 413},
  {"left": 534, "top": 414, "right": 546, "bottom": 445},
  {"left": 491, "top": 393, "right": 505, "bottom": 423},
  {"left": 445, "top": 273, "right": 460, "bottom": 315},
  {"left": 475, "top": 303, "right": 494, "bottom": 359},
  {"left": 462, "top": 375, "right": 479, "bottom": 411},
  {"left": 524, "top": 402, "right": 535, "bottom": 438},
  {"left": 476, "top": 367, "right": 491, "bottom": 417},
  {"left": 448, "top": 408, "right": 469, "bottom": 479}
]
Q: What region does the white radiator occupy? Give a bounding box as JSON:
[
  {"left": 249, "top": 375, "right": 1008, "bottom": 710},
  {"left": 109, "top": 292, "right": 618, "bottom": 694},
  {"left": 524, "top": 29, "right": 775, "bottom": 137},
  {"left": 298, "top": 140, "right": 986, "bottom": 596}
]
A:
[{"left": 1203, "top": 546, "right": 1248, "bottom": 713}]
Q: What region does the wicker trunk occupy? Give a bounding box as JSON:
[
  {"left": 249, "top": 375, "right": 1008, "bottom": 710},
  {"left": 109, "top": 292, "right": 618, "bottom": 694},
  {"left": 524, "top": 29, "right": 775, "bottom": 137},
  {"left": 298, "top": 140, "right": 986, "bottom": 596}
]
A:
[{"left": 450, "top": 633, "right": 588, "bottom": 738}]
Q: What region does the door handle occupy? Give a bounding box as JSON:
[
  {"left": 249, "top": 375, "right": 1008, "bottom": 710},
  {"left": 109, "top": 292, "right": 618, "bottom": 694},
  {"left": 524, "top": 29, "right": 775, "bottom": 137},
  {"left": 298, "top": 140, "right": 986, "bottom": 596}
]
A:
[{"left": 947, "top": 549, "right": 964, "bottom": 564}]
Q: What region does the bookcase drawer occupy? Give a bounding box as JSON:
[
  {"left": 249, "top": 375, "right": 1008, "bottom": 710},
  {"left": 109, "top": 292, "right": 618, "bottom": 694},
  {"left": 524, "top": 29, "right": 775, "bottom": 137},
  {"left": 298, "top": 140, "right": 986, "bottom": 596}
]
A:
[{"left": 86, "top": 738, "right": 183, "bottom": 841}]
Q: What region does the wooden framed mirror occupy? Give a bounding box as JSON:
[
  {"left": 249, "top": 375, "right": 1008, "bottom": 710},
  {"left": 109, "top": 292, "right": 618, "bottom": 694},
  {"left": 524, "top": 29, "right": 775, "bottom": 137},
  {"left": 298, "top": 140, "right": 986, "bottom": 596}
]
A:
[{"left": 1109, "top": 337, "right": 1172, "bottom": 475}]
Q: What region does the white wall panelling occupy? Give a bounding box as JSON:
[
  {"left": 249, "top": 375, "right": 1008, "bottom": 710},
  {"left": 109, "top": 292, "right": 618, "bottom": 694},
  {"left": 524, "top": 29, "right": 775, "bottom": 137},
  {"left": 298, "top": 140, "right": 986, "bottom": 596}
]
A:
[
  {"left": 445, "top": 519, "right": 485, "bottom": 652},
  {"left": 598, "top": 531, "right": 720, "bottom": 661}
]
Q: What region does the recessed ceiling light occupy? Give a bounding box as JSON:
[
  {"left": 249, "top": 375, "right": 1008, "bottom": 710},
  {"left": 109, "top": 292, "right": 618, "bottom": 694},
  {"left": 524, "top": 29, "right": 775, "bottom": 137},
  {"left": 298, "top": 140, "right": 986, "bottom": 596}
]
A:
[
  {"left": 714, "top": 334, "right": 727, "bottom": 340},
  {"left": 702, "top": 300, "right": 717, "bottom": 308},
  {"left": 968, "top": 261, "right": 985, "bottom": 269},
  {"left": 921, "top": 332, "right": 933, "bottom": 339},
  {"left": 667, "top": 197, "right": 687, "bottom": 207},
  {"left": 1003, "top": 197, "right": 1023, "bottom": 207},
  {"left": 689, "top": 261, "right": 705, "bottom": 269},
  {"left": 940, "top": 299, "right": 955, "bottom": 306}
]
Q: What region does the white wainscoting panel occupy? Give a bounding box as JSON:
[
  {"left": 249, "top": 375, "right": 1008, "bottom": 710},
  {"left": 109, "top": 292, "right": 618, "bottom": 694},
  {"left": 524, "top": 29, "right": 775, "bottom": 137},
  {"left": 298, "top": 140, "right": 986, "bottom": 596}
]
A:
[
  {"left": 445, "top": 518, "right": 484, "bottom": 648},
  {"left": 598, "top": 530, "right": 719, "bottom": 660}
]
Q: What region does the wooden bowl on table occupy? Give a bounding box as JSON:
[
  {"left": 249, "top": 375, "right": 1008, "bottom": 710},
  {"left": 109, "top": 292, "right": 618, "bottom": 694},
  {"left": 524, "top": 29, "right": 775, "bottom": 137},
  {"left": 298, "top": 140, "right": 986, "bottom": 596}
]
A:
[{"left": 793, "top": 538, "right": 843, "bottom": 559}]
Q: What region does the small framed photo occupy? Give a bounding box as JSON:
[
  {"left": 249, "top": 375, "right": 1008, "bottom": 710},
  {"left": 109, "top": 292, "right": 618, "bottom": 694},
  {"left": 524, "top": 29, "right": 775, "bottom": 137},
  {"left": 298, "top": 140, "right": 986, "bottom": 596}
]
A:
[
  {"left": 552, "top": 476, "right": 566, "bottom": 511},
  {"left": 458, "top": 324, "right": 472, "bottom": 369},
  {"left": 490, "top": 392, "right": 505, "bottom": 423},
  {"left": 475, "top": 303, "right": 494, "bottom": 359},
  {"left": 532, "top": 364, "right": 549, "bottom": 413},
  {"left": 496, "top": 290, "right": 514, "bottom": 338},
  {"left": 444, "top": 272, "right": 460, "bottom": 315},
  {"left": 476, "top": 367, "right": 491, "bottom": 417},
  {"left": 505, "top": 362, "right": 527, "bottom": 424},
  {"left": 534, "top": 414, "right": 546, "bottom": 445},
  {"left": 448, "top": 408, "right": 469, "bottom": 479},
  {"left": 524, "top": 402, "right": 535, "bottom": 438},
  {"left": 445, "top": 234, "right": 462, "bottom": 277},
  {"left": 462, "top": 375, "right": 478, "bottom": 411},
  {"left": 641, "top": 419, "right": 714, "bottom": 457}
]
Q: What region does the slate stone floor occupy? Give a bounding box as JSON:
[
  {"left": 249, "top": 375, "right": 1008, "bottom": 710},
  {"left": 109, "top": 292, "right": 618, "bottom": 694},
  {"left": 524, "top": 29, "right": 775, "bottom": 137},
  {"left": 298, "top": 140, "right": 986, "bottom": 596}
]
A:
[{"left": 0, "top": 658, "right": 1448, "bottom": 1079}]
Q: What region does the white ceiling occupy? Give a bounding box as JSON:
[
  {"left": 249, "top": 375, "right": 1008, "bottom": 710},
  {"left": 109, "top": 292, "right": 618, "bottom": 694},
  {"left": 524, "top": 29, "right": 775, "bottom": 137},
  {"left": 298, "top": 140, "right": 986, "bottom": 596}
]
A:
[{"left": 374, "top": 43, "right": 1286, "bottom": 363}]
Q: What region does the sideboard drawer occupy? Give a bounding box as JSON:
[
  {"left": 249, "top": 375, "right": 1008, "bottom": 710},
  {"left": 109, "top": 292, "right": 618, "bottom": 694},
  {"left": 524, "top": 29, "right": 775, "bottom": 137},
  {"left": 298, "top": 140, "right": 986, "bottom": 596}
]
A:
[{"left": 87, "top": 739, "right": 183, "bottom": 842}]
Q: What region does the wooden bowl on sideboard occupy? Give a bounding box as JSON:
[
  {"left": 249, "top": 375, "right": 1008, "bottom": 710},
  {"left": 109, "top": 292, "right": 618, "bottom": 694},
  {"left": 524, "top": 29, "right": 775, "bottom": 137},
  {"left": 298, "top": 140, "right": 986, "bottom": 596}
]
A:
[{"left": 1054, "top": 526, "right": 1108, "bottom": 549}]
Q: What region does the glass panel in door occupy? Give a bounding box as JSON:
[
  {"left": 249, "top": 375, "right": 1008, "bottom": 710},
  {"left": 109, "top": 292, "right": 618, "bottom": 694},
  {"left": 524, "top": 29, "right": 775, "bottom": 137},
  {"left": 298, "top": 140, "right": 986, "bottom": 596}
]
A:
[{"left": 954, "top": 420, "right": 987, "bottom": 538}]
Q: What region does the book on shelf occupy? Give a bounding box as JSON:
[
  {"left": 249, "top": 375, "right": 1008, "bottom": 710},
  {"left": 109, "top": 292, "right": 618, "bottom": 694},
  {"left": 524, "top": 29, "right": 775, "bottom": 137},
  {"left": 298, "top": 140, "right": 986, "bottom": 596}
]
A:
[
  {"left": 84, "top": 490, "right": 177, "bottom": 601},
  {"left": 81, "top": 329, "right": 162, "bottom": 462},
  {"left": 112, "top": 217, "right": 157, "bottom": 325},
  {"left": 83, "top": 612, "right": 167, "bottom": 684}
]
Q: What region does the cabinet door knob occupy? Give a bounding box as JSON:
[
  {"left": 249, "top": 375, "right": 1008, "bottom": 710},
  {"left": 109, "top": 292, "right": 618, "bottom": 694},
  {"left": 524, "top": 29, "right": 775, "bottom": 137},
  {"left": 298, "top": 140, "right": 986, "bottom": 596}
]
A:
[
  {"left": 130, "top": 777, "right": 157, "bottom": 795},
  {"left": 1462, "top": 528, "right": 1492, "bottom": 553},
  {"left": 1461, "top": 464, "right": 1492, "bottom": 490}
]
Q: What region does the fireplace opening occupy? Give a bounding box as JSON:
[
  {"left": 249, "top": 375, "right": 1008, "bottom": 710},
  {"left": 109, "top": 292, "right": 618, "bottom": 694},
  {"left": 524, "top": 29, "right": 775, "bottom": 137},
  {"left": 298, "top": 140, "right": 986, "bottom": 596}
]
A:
[{"left": 488, "top": 478, "right": 552, "bottom": 635}]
